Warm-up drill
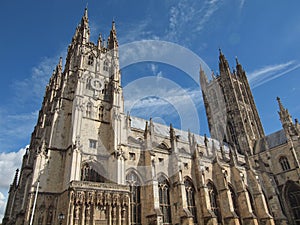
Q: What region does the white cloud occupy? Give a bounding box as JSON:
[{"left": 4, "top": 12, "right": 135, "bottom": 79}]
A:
[
  {"left": 124, "top": 76, "right": 202, "bottom": 133},
  {"left": 0, "top": 191, "right": 6, "bottom": 222},
  {"left": 13, "top": 50, "right": 66, "bottom": 106},
  {"left": 239, "top": 0, "right": 246, "bottom": 10},
  {"left": 0, "top": 146, "right": 26, "bottom": 221},
  {"left": 1, "top": 50, "right": 66, "bottom": 151},
  {"left": 195, "top": 0, "right": 221, "bottom": 32},
  {"left": 119, "top": 19, "right": 157, "bottom": 44},
  {"left": 0, "top": 147, "right": 27, "bottom": 188},
  {"left": 248, "top": 61, "right": 300, "bottom": 88},
  {"left": 0, "top": 111, "right": 37, "bottom": 152},
  {"left": 166, "top": 0, "right": 223, "bottom": 42}
]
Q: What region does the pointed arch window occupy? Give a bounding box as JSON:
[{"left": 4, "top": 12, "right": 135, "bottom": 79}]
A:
[
  {"left": 126, "top": 172, "right": 141, "bottom": 225},
  {"left": 158, "top": 177, "right": 172, "bottom": 224},
  {"left": 86, "top": 76, "right": 93, "bottom": 90},
  {"left": 185, "top": 179, "right": 197, "bottom": 223},
  {"left": 98, "top": 105, "right": 104, "bottom": 121},
  {"left": 103, "top": 60, "right": 109, "bottom": 72},
  {"left": 86, "top": 103, "right": 92, "bottom": 118},
  {"left": 286, "top": 182, "right": 300, "bottom": 223},
  {"left": 87, "top": 55, "right": 94, "bottom": 66},
  {"left": 279, "top": 156, "right": 291, "bottom": 171},
  {"left": 207, "top": 182, "right": 221, "bottom": 222}
]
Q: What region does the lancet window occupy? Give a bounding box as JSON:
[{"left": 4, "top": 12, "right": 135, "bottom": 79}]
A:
[
  {"left": 126, "top": 172, "right": 141, "bottom": 225},
  {"left": 279, "top": 156, "right": 291, "bottom": 171},
  {"left": 185, "top": 179, "right": 197, "bottom": 223},
  {"left": 207, "top": 181, "right": 221, "bottom": 223},
  {"left": 158, "top": 177, "right": 172, "bottom": 224}
]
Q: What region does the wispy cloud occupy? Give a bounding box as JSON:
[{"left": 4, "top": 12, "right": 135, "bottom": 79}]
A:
[
  {"left": 1, "top": 50, "right": 66, "bottom": 152},
  {"left": 123, "top": 76, "right": 202, "bottom": 132},
  {"left": 239, "top": 0, "right": 246, "bottom": 10},
  {"left": 0, "top": 111, "right": 37, "bottom": 152},
  {"left": 12, "top": 50, "right": 66, "bottom": 106},
  {"left": 248, "top": 61, "right": 300, "bottom": 88},
  {"left": 166, "top": 0, "right": 223, "bottom": 43},
  {"left": 119, "top": 19, "right": 159, "bottom": 44},
  {"left": 195, "top": 0, "right": 221, "bottom": 32}
]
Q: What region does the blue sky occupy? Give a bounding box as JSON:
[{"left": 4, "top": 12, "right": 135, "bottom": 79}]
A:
[{"left": 0, "top": 0, "right": 300, "bottom": 219}]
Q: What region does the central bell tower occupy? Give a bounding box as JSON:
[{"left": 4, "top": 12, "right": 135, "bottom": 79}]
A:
[
  {"left": 3, "top": 8, "right": 130, "bottom": 225},
  {"left": 200, "top": 50, "right": 265, "bottom": 155}
]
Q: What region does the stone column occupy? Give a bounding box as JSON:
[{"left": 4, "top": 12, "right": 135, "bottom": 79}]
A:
[{"left": 68, "top": 202, "right": 74, "bottom": 225}]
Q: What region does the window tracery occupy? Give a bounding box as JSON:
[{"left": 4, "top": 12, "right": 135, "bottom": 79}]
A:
[
  {"left": 184, "top": 179, "right": 197, "bottom": 223},
  {"left": 86, "top": 103, "right": 92, "bottom": 118},
  {"left": 103, "top": 60, "right": 109, "bottom": 72},
  {"left": 207, "top": 182, "right": 221, "bottom": 222},
  {"left": 87, "top": 55, "right": 94, "bottom": 66},
  {"left": 158, "top": 177, "right": 172, "bottom": 224},
  {"left": 126, "top": 172, "right": 141, "bottom": 225},
  {"left": 279, "top": 156, "right": 291, "bottom": 171}
]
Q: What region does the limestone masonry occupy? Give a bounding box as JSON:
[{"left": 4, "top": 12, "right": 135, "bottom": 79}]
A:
[{"left": 3, "top": 8, "right": 300, "bottom": 225}]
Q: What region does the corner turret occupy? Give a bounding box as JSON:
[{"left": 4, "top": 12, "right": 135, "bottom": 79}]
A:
[
  {"left": 108, "top": 21, "right": 118, "bottom": 50},
  {"left": 72, "top": 8, "right": 90, "bottom": 44},
  {"left": 277, "top": 97, "right": 299, "bottom": 139}
]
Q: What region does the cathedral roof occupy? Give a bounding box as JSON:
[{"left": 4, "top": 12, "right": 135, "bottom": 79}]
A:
[
  {"left": 255, "top": 129, "right": 287, "bottom": 153},
  {"left": 130, "top": 116, "right": 229, "bottom": 152},
  {"left": 265, "top": 129, "right": 287, "bottom": 149}
]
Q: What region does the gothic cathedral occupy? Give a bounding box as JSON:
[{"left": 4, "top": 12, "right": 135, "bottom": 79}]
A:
[{"left": 3, "top": 8, "right": 300, "bottom": 225}]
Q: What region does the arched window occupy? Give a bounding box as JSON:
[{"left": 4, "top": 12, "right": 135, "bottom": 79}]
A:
[
  {"left": 185, "top": 179, "right": 197, "bottom": 223},
  {"left": 86, "top": 103, "right": 92, "bottom": 118},
  {"left": 279, "top": 156, "right": 291, "bottom": 171},
  {"left": 126, "top": 172, "right": 141, "bottom": 225},
  {"left": 86, "top": 76, "right": 93, "bottom": 90},
  {"left": 207, "top": 182, "right": 221, "bottom": 222},
  {"left": 229, "top": 185, "right": 240, "bottom": 218},
  {"left": 103, "top": 60, "right": 109, "bottom": 72},
  {"left": 158, "top": 177, "right": 172, "bottom": 224},
  {"left": 87, "top": 55, "right": 94, "bottom": 66},
  {"left": 98, "top": 105, "right": 104, "bottom": 120},
  {"left": 286, "top": 181, "right": 300, "bottom": 223},
  {"left": 81, "top": 163, "right": 104, "bottom": 182}
]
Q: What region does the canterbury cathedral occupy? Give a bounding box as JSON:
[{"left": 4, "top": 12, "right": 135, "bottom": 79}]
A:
[{"left": 3, "top": 8, "right": 300, "bottom": 225}]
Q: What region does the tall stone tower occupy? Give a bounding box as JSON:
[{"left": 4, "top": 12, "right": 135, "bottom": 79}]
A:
[
  {"left": 4, "top": 9, "right": 295, "bottom": 225},
  {"left": 3, "top": 8, "right": 130, "bottom": 225},
  {"left": 200, "top": 50, "right": 265, "bottom": 155}
]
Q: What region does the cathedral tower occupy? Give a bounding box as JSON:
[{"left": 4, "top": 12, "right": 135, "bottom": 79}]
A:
[
  {"left": 4, "top": 9, "right": 292, "bottom": 225},
  {"left": 200, "top": 50, "right": 265, "bottom": 155},
  {"left": 3, "top": 8, "right": 129, "bottom": 225}
]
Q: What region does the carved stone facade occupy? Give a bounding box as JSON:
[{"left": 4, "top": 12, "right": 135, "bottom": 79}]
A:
[{"left": 3, "top": 8, "right": 300, "bottom": 225}]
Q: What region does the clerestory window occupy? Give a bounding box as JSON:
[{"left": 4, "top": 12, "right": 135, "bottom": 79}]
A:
[
  {"left": 87, "top": 55, "right": 94, "bottom": 66},
  {"left": 279, "top": 156, "right": 291, "bottom": 171}
]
